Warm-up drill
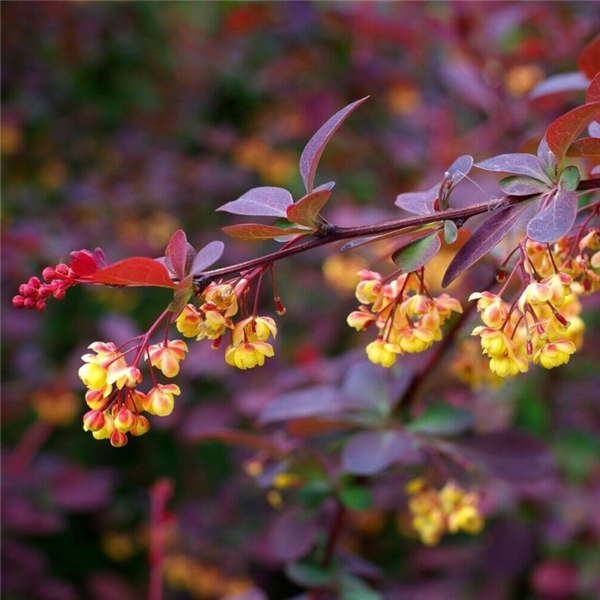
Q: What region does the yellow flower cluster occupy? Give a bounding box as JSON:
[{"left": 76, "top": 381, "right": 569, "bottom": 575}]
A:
[
  {"left": 406, "top": 479, "right": 484, "bottom": 546},
  {"left": 176, "top": 282, "right": 277, "bottom": 370},
  {"left": 79, "top": 340, "right": 187, "bottom": 446},
  {"left": 470, "top": 239, "right": 589, "bottom": 377},
  {"left": 347, "top": 270, "right": 462, "bottom": 368}
]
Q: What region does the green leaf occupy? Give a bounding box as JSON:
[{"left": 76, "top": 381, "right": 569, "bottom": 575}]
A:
[
  {"left": 443, "top": 220, "right": 458, "bottom": 244},
  {"left": 285, "top": 558, "right": 335, "bottom": 587},
  {"left": 391, "top": 232, "right": 441, "bottom": 272},
  {"left": 558, "top": 165, "right": 581, "bottom": 192},
  {"left": 340, "top": 574, "right": 384, "bottom": 600},
  {"left": 407, "top": 402, "right": 473, "bottom": 436},
  {"left": 168, "top": 287, "right": 193, "bottom": 312},
  {"left": 339, "top": 485, "right": 372, "bottom": 511}
]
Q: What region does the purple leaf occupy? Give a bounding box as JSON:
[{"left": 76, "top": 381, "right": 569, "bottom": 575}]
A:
[
  {"left": 299, "top": 97, "right": 369, "bottom": 193},
  {"left": 341, "top": 430, "right": 417, "bottom": 475},
  {"left": 269, "top": 508, "right": 318, "bottom": 562},
  {"left": 442, "top": 201, "right": 533, "bottom": 288},
  {"left": 190, "top": 241, "right": 224, "bottom": 275},
  {"left": 165, "top": 230, "right": 194, "bottom": 281},
  {"left": 391, "top": 232, "right": 441, "bottom": 273},
  {"left": 499, "top": 176, "right": 551, "bottom": 196},
  {"left": 537, "top": 136, "right": 558, "bottom": 182},
  {"left": 314, "top": 181, "right": 336, "bottom": 192},
  {"left": 446, "top": 155, "right": 474, "bottom": 186},
  {"left": 395, "top": 184, "right": 437, "bottom": 215},
  {"left": 447, "top": 431, "right": 555, "bottom": 483},
  {"left": 259, "top": 386, "right": 348, "bottom": 424},
  {"left": 475, "top": 154, "right": 553, "bottom": 186},
  {"left": 217, "top": 187, "right": 294, "bottom": 218},
  {"left": 526, "top": 190, "right": 578, "bottom": 243},
  {"left": 529, "top": 72, "right": 590, "bottom": 99},
  {"left": 589, "top": 120, "right": 600, "bottom": 138}
]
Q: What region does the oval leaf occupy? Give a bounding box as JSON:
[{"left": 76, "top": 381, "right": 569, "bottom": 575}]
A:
[
  {"left": 447, "top": 431, "right": 555, "bottom": 483},
  {"left": 546, "top": 101, "right": 600, "bottom": 167},
  {"left": 86, "top": 257, "right": 177, "bottom": 288},
  {"left": 529, "top": 72, "right": 590, "bottom": 99},
  {"left": 558, "top": 165, "right": 580, "bottom": 192},
  {"left": 221, "top": 223, "right": 312, "bottom": 241},
  {"left": 499, "top": 176, "right": 551, "bottom": 196},
  {"left": 165, "top": 230, "right": 193, "bottom": 281},
  {"left": 407, "top": 403, "right": 473, "bottom": 436},
  {"left": 566, "top": 137, "right": 600, "bottom": 158},
  {"left": 586, "top": 72, "right": 600, "bottom": 106},
  {"left": 475, "top": 154, "right": 553, "bottom": 186},
  {"left": 217, "top": 187, "right": 294, "bottom": 218},
  {"left": 526, "top": 189, "right": 578, "bottom": 243},
  {"left": 446, "top": 154, "right": 474, "bottom": 186},
  {"left": 395, "top": 184, "right": 437, "bottom": 215},
  {"left": 341, "top": 430, "right": 417, "bottom": 475},
  {"left": 300, "top": 97, "right": 369, "bottom": 193},
  {"left": 259, "top": 386, "right": 348, "bottom": 424},
  {"left": 286, "top": 190, "right": 332, "bottom": 227},
  {"left": 443, "top": 220, "right": 459, "bottom": 244},
  {"left": 391, "top": 232, "right": 441, "bottom": 272},
  {"left": 269, "top": 508, "right": 318, "bottom": 562},
  {"left": 442, "top": 201, "right": 533, "bottom": 288},
  {"left": 190, "top": 241, "right": 224, "bottom": 275},
  {"left": 578, "top": 33, "right": 600, "bottom": 80}
]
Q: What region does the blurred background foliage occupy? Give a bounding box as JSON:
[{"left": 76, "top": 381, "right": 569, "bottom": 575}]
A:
[{"left": 2, "top": 2, "right": 600, "bottom": 599}]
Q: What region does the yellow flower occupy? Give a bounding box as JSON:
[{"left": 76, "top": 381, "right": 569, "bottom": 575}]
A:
[
  {"left": 472, "top": 327, "right": 513, "bottom": 358},
  {"left": 347, "top": 307, "right": 376, "bottom": 331},
  {"left": 489, "top": 354, "right": 529, "bottom": 377},
  {"left": 469, "top": 291, "right": 508, "bottom": 329},
  {"left": 533, "top": 339, "right": 576, "bottom": 369},
  {"left": 147, "top": 340, "right": 188, "bottom": 377},
  {"left": 396, "top": 326, "right": 435, "bottom": 353},
  {"left": 365, "top": 339, "right": 401, "bottom": 368},
  {"left": 106, "top": 364, "right": 143, "bottom": 390},
  {"left": 78, "top": 361, "right": 111, "bottom": 394},
  {"left": 225, "top": 342, "right": 274, "bottom": 370}
]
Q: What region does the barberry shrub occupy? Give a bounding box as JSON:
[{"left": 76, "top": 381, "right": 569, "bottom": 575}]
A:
[{"left": 9, "top": 26, "right": 600, "bottom": 600}]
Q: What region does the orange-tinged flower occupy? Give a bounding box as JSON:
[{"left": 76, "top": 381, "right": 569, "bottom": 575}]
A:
[
  {"left": 197, "top": 309, "right": 230, "bottom": 340},
  {"left": 130, "top": 415, "right": 150, "bottom": 436},
  {"left": 147, "top": 340, "right": 188, "bottom": 378},
  {"left": 396, "top": 326, "right": 436, "bottom": 353},
  {"left": 106, "top": 364, "right": 143, "bottom": 390},
  {"left": 92, "top": 414, "right": 115, "bottom": 440},
  {"left": 542, "top": 273, "right": 572, "bottom": 307},
  {"left": 114, "top": 408, "right": 136, "bottom": 433},
  {"left": 434, "top": 293, "right": 463, "bottom": 323},
  {"left": 83, "top": 409, "right": 105, "bottom": 432},
  {"left": 203, "top": 284, "right": 238, "bottom": 316},
  {"left": 144, "top": 384, "right": 181, "bottom": 416},
  {"left": 175, "top": 304, "right": 202, "bottom": 338},
  {"left": 355, "top": 272, "right": 382, "bottom": 304},
  {"left": 347, "top": 307, "right": 376, "bottom": 331},
  {"left": 469, "top": 291, "right": 508, "bottom": 329}
]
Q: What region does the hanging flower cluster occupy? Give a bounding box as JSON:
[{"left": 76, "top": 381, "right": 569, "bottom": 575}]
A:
[
  {"left": 405, "top": 479, "right": 484, "bottom": 546},
  {"left": 347, "top": 269, "right": 462, "bottom": 367},
  {"left": 79, "top": 339, "right": 186, "bottom": 447},
  {"left": 469, "top": 232, "right": 598, "bottom": 377},
  {"left": 175, "top": 280, "right": 278, "bottom": 370}
]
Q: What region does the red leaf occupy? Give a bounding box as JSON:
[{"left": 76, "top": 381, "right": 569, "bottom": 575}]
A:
[
  {"left": 86, "top": 257, "right": 177, "bottom": 288},
  {"left": 566, "top": 137, "right": 600, "bottom": 158},
  {"left": 286, "top": 190, "right": 332, "bottom": 227},
  {"left": 391, "top": 232, "right": 441, "bottom": 273},
  {"left": 70, "top": 249, "right": 103, "bottom": 277},
  {"left": 299, "top": 97, "right": 369, "bottom": 193},
  {"left": 165, "top": 230, "right": 193, "bottom": 281},
  {"left": 217, "top": 187, "right": 294, "bottom": 218},
  {"left": 442, "top": 201, "right": 533, "bottom": 288},
  {"left": 221, "top": 223, "right": 312, "bottom": 241},
  {"left": 546, "top": 101, "right": 600, "bottom": 167},
  {"left": 526, "top": 190, "right": 578, "bottom": 243},
  {"left": 185, "top": 429, "right": 288, "bottom": 454},
  {"left": 577, "top": 33, "right": 600, "bottom": 80},
  {"left": 585, "top": 72, "right": 600, "bottom": 106}
]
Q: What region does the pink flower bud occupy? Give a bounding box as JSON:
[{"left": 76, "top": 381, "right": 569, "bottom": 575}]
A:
[
  {"left": 83, "top": 410, "right": 106, "bottom": 432},
  {"left": 12, "top": 296, "right": 25, "bottom": 308},
  {"left": 110, "top": 430, "right": 128, "bottom": 447},
  {"left": 114, "top": 408, "right": 136, "bottom": 433},
  {"left": 42, "top": 267, "right": 56, "bottom": 280}
]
